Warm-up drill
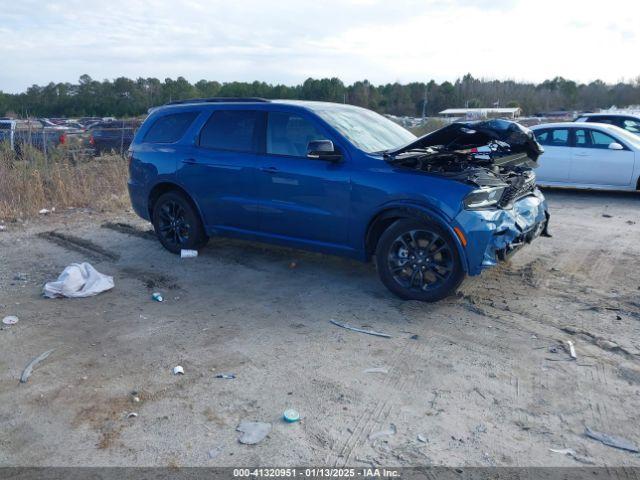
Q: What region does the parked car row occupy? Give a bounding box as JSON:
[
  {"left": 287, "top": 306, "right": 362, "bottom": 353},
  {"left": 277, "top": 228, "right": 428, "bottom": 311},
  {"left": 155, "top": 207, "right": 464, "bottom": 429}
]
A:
[{"left": 0, "top": 116, "right": 141, "bottom": 156}]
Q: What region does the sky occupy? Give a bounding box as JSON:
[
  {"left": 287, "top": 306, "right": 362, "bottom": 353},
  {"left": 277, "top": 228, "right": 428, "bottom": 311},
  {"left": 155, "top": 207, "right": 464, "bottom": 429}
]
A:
[{"left": 0, "top": 0, "right": 638, "bottom": 93}]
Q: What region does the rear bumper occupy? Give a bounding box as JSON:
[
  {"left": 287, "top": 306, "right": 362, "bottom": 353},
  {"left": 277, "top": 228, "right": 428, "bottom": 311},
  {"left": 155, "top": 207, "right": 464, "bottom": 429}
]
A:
[
  {"left": 454, "top": 190, "right": 549, "bottom": 275},
  {"left": 128, "top": 180, "right": 150, "bottom": 221}
]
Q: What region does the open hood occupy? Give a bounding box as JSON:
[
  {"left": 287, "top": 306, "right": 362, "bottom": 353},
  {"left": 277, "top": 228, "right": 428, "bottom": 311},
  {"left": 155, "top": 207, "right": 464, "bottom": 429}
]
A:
[{"left": 387, "top": 118, "right": 544, "bottom": 166}]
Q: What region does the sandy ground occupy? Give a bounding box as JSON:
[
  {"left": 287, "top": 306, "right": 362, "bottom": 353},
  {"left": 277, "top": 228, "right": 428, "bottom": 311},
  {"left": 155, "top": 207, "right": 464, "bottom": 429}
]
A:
[{"left": 1, "top": 189, "right": 639, "bottom": 468}]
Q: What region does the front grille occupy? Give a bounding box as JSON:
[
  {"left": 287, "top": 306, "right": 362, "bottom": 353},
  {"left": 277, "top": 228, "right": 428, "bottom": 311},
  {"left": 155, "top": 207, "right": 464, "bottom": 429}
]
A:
[{"left": 498, "top": 170, "right": 536, "bottom": 208}]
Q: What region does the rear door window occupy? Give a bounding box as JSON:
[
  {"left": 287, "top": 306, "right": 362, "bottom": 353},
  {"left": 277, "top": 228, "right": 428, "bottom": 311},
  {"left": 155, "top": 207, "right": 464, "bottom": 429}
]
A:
[
  {"left": 199, "top": 110, "right": 262, "bottom": 152},
  {"left": 144, "top": 112, "right": 199, "bottom": 143}
]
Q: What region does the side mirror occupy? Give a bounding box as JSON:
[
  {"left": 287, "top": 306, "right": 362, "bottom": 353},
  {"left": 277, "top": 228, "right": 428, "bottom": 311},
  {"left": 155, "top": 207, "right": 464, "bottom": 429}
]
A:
[
  {"left": 608, "top": 142, "right": 624, "bottom": 150},
  {"left": 307, "top": 140, "right": 342, "bottom": 162}
]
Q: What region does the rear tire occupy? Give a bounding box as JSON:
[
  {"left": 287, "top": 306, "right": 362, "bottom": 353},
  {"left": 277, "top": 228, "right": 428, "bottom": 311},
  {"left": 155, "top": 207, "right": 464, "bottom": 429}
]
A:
[
  {"left": 375, "top": 218, "right": 465, "bottom": 302},
  {"left": 152, "top": 191, "right": 208, "bottom": 254}
]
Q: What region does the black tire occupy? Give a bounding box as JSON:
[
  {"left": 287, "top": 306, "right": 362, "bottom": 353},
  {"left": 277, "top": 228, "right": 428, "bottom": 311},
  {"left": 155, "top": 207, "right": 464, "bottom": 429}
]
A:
[
  {"left": 375, "top": 218, "right": 465, "bottom": 302},
  {"left": 152, "top": 191, "right": 208, "bottom": 254}
]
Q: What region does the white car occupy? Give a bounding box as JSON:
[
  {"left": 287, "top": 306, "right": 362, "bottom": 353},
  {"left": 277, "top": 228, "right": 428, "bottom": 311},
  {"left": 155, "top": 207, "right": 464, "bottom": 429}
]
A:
[
  {"left": 574, "top": 113, "right": 640, "bottom": 136},
  {"left": 530, "top": 122, "right": 640, "bottom": 191}
]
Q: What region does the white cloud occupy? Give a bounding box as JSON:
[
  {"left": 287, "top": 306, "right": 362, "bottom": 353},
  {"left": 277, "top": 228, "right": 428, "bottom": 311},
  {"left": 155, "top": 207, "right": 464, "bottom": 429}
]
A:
[{"left": 0, "top": 0, "right": 638, "bottom": 92}]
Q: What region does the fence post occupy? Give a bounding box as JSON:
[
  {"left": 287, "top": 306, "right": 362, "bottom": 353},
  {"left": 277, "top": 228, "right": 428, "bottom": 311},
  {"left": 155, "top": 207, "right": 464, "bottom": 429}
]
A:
[
  {"left": 120, "top": 122, "right": 125, "bottom": 157},
  {"left": 42, "top": 126, "right": 48, "bottom": 166}
]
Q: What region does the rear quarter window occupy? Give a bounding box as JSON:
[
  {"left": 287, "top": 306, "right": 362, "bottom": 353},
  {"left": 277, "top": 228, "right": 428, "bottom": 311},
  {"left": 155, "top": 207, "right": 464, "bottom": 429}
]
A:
[{"left": 143, "top": 111, "right": 199, "bottom": 143}]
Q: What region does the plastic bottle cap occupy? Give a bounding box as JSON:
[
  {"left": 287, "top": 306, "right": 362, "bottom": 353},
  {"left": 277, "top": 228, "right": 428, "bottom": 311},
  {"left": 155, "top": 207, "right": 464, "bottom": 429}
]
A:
[{"left": 283, "top": 409, "right": 300, "bottom": 422}]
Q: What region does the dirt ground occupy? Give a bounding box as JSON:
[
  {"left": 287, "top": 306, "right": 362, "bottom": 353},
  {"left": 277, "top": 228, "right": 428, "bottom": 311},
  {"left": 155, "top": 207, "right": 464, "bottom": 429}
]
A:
[{"left": 1, "top": 189, "right": 639, "bottom": 467}]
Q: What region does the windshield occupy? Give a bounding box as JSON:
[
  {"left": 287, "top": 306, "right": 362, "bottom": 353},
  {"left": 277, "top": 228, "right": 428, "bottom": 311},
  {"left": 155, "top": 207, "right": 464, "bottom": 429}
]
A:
[
  {"left": 613, "top": 126, "right": 640, "bottom": 147},
  {"left": 314, "top": 106, "right": 416, "bottom": 153}
]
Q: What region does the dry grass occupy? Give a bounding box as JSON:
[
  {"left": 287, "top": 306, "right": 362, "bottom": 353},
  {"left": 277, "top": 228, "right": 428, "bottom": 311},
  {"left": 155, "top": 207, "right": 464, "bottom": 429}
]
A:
[{"left": 0, "top": 145, "right": 129, "bottom": 221}]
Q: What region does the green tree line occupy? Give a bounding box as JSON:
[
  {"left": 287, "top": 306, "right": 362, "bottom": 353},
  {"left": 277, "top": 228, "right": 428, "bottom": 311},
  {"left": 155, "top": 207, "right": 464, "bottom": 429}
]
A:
[{"left": 1, "top": 73, "right": 640, "bottom": 118}]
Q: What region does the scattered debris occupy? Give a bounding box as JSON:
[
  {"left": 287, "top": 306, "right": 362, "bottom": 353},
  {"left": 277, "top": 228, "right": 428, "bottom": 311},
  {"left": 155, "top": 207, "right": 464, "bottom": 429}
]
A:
[
  {"left": 417, "top": 434, "right": 427, "bottom": 443},
  {"left": 2, "top": 315, "right": 19, "bottom": 326},
  {"left": 43, "top": 263, "right": 114, "bottom": 298},
  {"left": 602, "top": 214, "right": 613, "bottom": 218},
  {"left": 566, "top": 340, "right": 577, "bottom": 360},
  {"left": 562, "top": 326, "right": 634, "bottom": 358},
  {"left": 173, "top": 365, "right": 184, "bottom": 375},
  {"left": 13, "top": 273, "right": 27, "bottom": 281},
  {"left": 152, "top": 292, "right": 164, "bottom": 302},
  {"left": 549, "top": 448, "right": 594, "bottom": 464},
  {"left": 127, "top": 412, "right": 138, "bottom": 418},
  {"left": 39, "top": 208, "right": 51, "bottom": 215},
  {"left": 329, "top": 319, "right": 391, "bottom": 339},
  {"left": 585, "top": 427, "right": 639, "bottom": 453},
  {"left": 180, "top": 249, "right": 198, "bottom": 259},
  {"left": 368, "top": 423, "right": 397, "bottom": 441},
  {"left": 283, "top": 409, "right": 300, "bottom": 423},
  {"left": 364, "top": 367, "right": 389, "bottom": 374},
  {"left": 20, "top": 349, "right": 55, "bottom": 383},
  {"left": 208, "top": 445, "right": 224, "bottom": 459},
  {"left": 215, "top": 373, "right": 236, "bottom": 379},
  {"left": 0, "top": 225, "right": 6, "bottom": 231},
  {"left": 132, "top": 396, "right": 141, "bottom": 403},
  {"left": 237, "top": 421, "right": 271, "bottom": 444},
  {"left": 473, "top": 387, "right": 486, "bottom": 400},
  {"left": 410, "top": 334, "right": 419, "bottom": 340},
  {"left": 289, "top": 261, "right": 297, "bottom": 269}
]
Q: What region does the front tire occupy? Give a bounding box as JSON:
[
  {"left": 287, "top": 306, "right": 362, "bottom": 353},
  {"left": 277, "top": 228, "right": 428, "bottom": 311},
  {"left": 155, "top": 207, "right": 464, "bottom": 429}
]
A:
[
  {"left": 375, "top": 218, "right": 465, "bottom": 302},
  {"left": 152, "top": 191, "right": 208, "bottom": 254}
]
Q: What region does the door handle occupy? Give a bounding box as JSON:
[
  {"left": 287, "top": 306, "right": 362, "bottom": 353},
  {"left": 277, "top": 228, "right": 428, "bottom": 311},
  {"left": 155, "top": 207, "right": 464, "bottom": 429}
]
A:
[
  {"left": 575, "top": 153, "right": 589, "bottom": 157},
  {"left": 182, "top": 158, "right": 197, "bottom": 164},
  {"left": 260, "top": 166, "right": 279, "bottom": 173}
]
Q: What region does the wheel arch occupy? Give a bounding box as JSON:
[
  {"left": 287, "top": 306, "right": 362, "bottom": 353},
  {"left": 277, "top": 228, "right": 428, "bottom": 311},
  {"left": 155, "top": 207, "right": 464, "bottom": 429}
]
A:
[
  {"left": 147, "top": 182, "right": 205, "bottom": 226},
  {"left": 364, "top": 204, "right": 468, "bottom": 273}
]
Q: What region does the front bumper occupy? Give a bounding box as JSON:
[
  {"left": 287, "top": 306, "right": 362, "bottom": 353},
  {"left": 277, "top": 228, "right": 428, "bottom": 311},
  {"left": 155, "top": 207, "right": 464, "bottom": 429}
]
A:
[{"left": 454, "top": 190, "right": 549, "bottom": 275}]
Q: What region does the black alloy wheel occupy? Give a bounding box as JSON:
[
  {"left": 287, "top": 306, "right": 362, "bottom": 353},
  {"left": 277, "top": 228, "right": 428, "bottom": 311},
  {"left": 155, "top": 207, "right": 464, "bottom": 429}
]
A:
[
  {"left": 376, "top": 218, "right": 465, "bottom": 302},
  {"left": 152, "top": 191, "right": 208, "bottom": 254}
]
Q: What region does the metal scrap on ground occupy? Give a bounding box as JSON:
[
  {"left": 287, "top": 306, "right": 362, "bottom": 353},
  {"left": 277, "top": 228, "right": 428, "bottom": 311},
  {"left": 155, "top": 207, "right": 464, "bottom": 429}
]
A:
[
  {"left": 585, "top": 427, "right": 640, "bottom": 453},
  {"left": 20, "top": 349, "right": 55, "bottom": 383},
  {"left": 329, "top": 319, "right": 392, "bottom": 338}
]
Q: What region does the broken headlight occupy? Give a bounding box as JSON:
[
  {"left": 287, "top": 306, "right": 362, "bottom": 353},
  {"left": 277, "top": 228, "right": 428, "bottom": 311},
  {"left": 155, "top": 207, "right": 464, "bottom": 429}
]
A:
[{"left": 463, "top": 186, "right": 506, "bottom": 210}]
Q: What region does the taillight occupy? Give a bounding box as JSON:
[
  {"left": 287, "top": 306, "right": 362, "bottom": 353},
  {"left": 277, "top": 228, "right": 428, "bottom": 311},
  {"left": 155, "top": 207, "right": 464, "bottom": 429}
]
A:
[
  {"left": 89, "top": 134, "right": 95, "bottom": 145},
  {"left": 59, "top": 134, "right": 66, "bottom": 145}
]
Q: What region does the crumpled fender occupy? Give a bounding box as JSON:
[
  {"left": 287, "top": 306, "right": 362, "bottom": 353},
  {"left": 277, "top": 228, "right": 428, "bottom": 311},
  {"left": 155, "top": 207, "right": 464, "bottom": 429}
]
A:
[{"left": 454, "top": 192, "right": 548, "bottom": 275}]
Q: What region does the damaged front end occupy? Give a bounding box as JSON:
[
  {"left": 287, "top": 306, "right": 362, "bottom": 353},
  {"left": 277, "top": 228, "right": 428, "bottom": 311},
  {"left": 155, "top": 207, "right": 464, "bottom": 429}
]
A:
[{"left": 386, "top": 119, "right": 550, "bottom": 274}]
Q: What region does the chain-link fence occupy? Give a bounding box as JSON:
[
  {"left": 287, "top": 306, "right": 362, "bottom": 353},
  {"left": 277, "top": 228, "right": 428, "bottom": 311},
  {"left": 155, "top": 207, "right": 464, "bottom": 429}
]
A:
[{"left": 0, "top": 119, "right": 140, "bottom": 164}]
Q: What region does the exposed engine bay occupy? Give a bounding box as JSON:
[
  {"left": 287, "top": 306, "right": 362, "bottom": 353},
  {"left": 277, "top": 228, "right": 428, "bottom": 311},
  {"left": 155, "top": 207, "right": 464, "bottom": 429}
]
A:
[{"left": 386, "top": 119, "right": 544, "bottom": 208}]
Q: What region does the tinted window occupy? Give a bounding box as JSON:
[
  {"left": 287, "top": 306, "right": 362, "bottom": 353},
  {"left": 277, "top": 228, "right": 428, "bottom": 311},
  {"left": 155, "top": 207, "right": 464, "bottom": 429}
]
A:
[
  {"left": 590, "top": 130, "right": 618, "bottom": 149},
  {"left": 267, "top": 112, "right": 325, "bottom": 157},
  {"left": 144, "top": 112, "right": 198, "bottom": 143},
  {"left": 199, "top": 111, "right": 261, "bottom": 152},
  {"left": 575, "top": 129, "right": 621, "bottom": 149},
  {"left": 575, "top": 128, "right": 588, "bottom": 146},
  {"left": 536, "top": 128, "right": 569, "bottom": 146},
  {"left": 534, "top": 129, "right": 549, "bottom": 144}
]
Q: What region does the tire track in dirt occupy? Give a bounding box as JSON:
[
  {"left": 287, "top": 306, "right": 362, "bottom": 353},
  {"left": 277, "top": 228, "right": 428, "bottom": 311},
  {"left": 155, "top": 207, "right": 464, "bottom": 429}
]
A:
[
  {"left": 101, "top": 222, "right": 155, "bottom": 240},
  {"left": 37, "top": 231, "right": 120, "bottom": 262},
  {"left": 329, "top": 340, "right": 414, "bottom": 467}
]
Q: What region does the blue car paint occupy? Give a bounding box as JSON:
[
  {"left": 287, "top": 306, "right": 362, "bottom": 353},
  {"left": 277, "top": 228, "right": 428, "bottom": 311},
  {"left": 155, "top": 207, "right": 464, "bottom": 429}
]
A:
[
  {"left": 455, "top": 191, "right": 547, "bottom": 274},
  {"left": 128, "top": 100, "right": 548, "bottom": 276}
]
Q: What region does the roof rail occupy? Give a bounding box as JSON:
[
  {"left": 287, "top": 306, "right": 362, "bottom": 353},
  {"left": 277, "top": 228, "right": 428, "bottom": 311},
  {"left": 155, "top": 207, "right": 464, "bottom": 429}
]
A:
[{"left": 164, "top": 97, "right": 270, "bottom": 106}]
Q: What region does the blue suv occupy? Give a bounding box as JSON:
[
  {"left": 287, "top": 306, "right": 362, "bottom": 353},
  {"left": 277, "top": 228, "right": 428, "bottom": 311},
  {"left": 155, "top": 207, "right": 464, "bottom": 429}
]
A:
[{"left": 128, "top": 98, "right": 549, "bottom": 301}]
